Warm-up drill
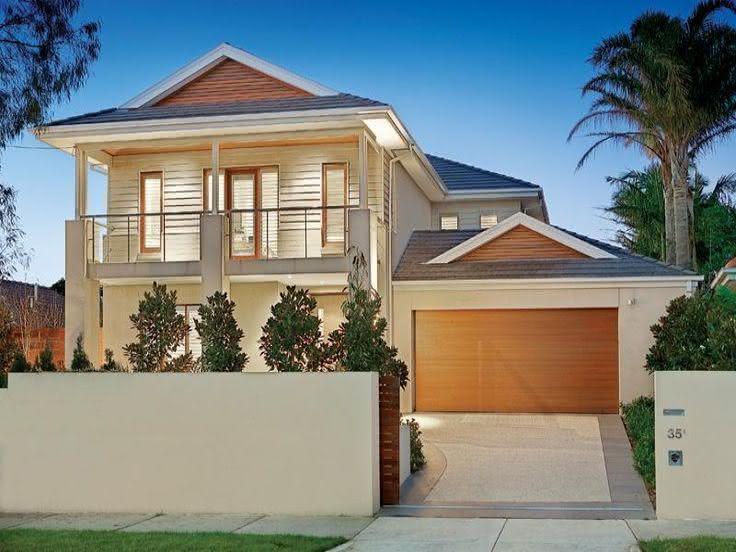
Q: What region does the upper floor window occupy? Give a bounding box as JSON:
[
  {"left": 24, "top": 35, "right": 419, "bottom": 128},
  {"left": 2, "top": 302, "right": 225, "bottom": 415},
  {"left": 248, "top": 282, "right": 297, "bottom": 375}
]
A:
[
  {"left": 322, "top": 163, "right": 348, "bottom": 246},
  {"left": 176, "top": 304, "right": 201, "bottom": 359},
  {"left": 140, "top": 171, "right": 163, "bottom": 253},
  {"left": 440, "top": 215, "right": 459, "bottom": 231},
  {"left": 480, "top": 214, "right": 498, "bottom": 229}
]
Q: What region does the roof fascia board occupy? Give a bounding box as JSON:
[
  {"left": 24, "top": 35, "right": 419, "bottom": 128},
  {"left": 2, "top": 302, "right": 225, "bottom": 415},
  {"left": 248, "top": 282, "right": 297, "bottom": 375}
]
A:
[
  {"left": 443, "top": 189, "right": 542, "bottom": 200},
  {"left": 393, "top": 275, "right": 703, "bottom": 291},
  {"left": 426, "top": 212, "right": 617, "bottom": 264},
  {"left": 35, "top": 107, "right": 388, "bottom": 147},
  {"left": 122, "top": 43, "right": 337, "bottom": 108}
]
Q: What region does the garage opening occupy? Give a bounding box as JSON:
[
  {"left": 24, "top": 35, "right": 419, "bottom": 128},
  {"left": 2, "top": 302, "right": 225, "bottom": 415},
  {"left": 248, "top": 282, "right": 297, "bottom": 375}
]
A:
[{"left": 414, "top": 308, "right": 618, "bottom": 413}]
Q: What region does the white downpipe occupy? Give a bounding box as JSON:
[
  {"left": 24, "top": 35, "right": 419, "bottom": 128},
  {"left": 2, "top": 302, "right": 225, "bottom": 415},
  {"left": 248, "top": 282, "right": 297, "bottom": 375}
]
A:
[{"left": 387, "top": 152, "right": 405, "bottom": 347}]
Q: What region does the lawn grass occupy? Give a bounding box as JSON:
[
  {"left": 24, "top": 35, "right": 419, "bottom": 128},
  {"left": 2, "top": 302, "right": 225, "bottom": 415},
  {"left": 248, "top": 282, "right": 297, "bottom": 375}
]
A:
[
  {"left": 621, "top": 395, "right": 655, "bottom": 491},
  {"left": 0, "top": 528, "right": 345, "bottom": 551},
  {"left": 639, "top": 536, "right": 736, "bottom": 551}
]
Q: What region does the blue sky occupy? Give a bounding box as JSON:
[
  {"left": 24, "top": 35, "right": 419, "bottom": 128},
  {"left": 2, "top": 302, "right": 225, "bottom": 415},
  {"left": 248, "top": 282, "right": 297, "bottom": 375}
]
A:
[{"left": 4, "top": 0, "right": 735, "bottom": 285}]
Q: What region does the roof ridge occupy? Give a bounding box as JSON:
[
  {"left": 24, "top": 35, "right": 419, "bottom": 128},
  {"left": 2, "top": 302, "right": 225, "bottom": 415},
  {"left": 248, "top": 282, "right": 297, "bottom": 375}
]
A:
[{"left": 426, "top": 153, "right": 540, "bottom": 189}]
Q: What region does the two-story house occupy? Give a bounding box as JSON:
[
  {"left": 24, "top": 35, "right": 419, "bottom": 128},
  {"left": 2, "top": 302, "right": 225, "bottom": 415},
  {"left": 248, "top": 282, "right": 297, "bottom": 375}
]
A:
[{"left": 38, "top": 44, "right": 700, "bottom": 413}]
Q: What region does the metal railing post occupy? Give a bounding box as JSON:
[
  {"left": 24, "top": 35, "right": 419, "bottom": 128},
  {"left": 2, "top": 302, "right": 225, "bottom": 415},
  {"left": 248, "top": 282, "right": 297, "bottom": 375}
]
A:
[{"left": 127, "top": 215, "right": 131, "bottom": 263}]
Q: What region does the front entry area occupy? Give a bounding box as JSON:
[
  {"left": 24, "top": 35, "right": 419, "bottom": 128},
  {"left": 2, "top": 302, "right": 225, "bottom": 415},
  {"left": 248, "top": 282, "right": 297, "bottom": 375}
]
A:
[{"left": 414, "top": 308, "right": 619, "bottom": 414}]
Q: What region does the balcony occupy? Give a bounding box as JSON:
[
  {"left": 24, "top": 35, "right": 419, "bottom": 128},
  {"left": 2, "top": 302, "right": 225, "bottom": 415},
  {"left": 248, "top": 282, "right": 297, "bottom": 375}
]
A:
[{"left": 81, "top": 205, "right": 356, "bottom": 281}]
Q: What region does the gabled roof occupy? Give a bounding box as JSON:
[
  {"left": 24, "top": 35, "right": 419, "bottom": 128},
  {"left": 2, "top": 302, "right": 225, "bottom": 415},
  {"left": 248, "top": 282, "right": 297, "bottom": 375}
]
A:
[
  {"left": 394, "top": 225, "right": 699, "bottom": 282},
  {"left": 426, "top": 154, "right": 541, "bottom": 192},
  {"left": 45, "top": 94, "right": 388, "bottom": 127},
  {"left": 427, "top": 213, "right": 615, "bottom": 264},
  {"left": 123, "top": 43, "right": 337, "bottom": 108}
]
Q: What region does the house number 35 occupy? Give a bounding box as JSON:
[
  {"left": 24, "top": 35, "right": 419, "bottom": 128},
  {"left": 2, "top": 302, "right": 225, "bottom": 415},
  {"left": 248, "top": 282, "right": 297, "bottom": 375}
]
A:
[{"left": 667, "top": 428, "right": 684, "bottom": 439}]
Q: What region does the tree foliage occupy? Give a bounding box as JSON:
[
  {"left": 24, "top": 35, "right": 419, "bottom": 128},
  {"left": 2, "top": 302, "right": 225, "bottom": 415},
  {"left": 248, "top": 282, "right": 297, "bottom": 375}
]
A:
[
  {"left": 606, "top": 165, "right": 736, "bottom": 275},
  {"left": 99, "top": 348, "right": 124, "bottom": 372},
  {"left": 195, "top": 291, "right": 248, "bottom": 372},
  {"left": 0, "top": 302, "right": 17, "bottom": 373},
  {"left": 122, "top": 282, "right": 190, "bottom": 372},
  {"left": 327, "top": 249, "right": 409, "bottom": 388},
  {"left": 34, "top": 342, "right": 55, "bottom": 371},
  {"left": 0, "top": 0, "right": 100, "bottom": 279},
  {"left": 646, "top": 287, "right": 736, "bottom": 372},
  {"left": 70, "top": 333, "right": 91, "bottom": 371},
  {"left": 570, "top": 1, "right": 736, "bottom": 268},
  {"left": 259, "top": 285, "right": 326, "bottom": 372}
]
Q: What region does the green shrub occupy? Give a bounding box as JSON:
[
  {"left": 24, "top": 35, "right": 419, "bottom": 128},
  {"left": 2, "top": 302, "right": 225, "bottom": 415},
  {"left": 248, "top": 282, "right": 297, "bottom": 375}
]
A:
[
  {"left": 327, "top": 250, "right": 409, "bottom": 387},
  {"left": 100, "top": 348, "right": 125, "bottom": 372},
  {"left": 123, "top": 282, "right": 189, "bottom": 372},
  {"left": 646, "top": 288, "right": 736, "bottom": 373},
  {"left": 0, "top": 303, "right": 17, "bottom": 374},
  {"left": 621, "top": 396, "right": 655, "bottom": 488},
  {"left": 259, "top": 285, "right": 326, "bottom": 372},
  {"left": 10, "top": 351, "right": 31, "bottom": 373},
  {"left": 195, "top": 291, "right": 248, "bottom": 372},
  {"left": 164, "top": 351, "right": 199, "bottom": 373},
  {"left": 404, "top": 418, "right": 426, "bottom": 473},
  {"left": 70, "top": 334, "right": 92, "bottom": 372},
  {"left": 34, "top": 343, "right": 56, "bottom": 372}
]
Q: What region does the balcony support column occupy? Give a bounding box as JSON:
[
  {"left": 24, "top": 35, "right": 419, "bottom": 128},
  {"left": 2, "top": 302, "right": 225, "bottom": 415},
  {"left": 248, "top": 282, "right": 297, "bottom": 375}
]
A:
[
  {"left": 74, "top": 147, "right": 88, "bottom": 219},
  {"left": 358, "top": 132, "right": 368, "bottom": 210},
  {"left": 211, "top": 141, "right": 220, "bottom": 214},
  {"left": 65, "top": 219, "right": 100, "bottom": 368},
  {"left": 201, "top": 213, "right": 226, "bottom": 302},
  {"left": 348, "top": 208, "right": 375, "bottom": 290}
]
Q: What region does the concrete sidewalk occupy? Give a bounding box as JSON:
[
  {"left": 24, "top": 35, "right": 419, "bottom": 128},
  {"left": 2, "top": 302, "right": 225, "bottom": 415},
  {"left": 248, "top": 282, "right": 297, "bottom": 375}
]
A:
[{"left": 3, "top": 513, "right": 736, "bottom": 551}]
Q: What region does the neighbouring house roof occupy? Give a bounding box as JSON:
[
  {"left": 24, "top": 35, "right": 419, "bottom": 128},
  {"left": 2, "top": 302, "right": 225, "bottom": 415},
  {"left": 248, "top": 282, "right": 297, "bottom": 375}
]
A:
[
  {"left": 46, "top": 93, "right": 388, "bottom": 127},
  {"left": 425, "top": 154, "right": 541, "bottom": 192},
  {"left": 711, "top": 257, "right": 736, "bottom": 289},
  {"left": 0, "top": 280, "right": 65, "bottom": 327},
  {"left": 393, "top": 228, "right": 700, "bottom": 281}
]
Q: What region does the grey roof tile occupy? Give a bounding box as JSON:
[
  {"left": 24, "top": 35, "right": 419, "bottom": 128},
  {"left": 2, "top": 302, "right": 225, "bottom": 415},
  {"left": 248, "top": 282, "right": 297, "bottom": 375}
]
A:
[
  {"left": 46, "top": 93, "right": 388, "bottom": 126},
  {"left": 393, "top": 228, "right": 697, "bottom": 281},
  {"left": 426, "top": 154, "right": 540, "bottom": 192}
]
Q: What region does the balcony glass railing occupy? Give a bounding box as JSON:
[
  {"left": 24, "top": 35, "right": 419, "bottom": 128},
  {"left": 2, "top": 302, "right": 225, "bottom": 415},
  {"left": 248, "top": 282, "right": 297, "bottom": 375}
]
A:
[
  {"left": 81, "top": 205, "right": 352, "bottom": 264},
  {"left": 82, "top": 211, "right": 203, "bottom": 263},
  {"left": 225, "top": 205, "right": 350, "bottom": 260}
]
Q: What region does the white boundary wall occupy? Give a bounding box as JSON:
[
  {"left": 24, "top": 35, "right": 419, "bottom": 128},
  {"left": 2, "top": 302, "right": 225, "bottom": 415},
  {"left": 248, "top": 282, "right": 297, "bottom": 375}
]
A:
[
  {"left": 656, "top": 372, "right": 736, "bottom": 520},
  {"left": 0, "top": 373, "right": 379, "bottom": 516}
]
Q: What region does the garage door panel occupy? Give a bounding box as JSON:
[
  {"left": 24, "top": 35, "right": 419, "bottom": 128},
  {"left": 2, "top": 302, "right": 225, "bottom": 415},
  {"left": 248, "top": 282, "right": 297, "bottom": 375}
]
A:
[{"left": 415, "top": 308, "right": 618, "bottom": 413}]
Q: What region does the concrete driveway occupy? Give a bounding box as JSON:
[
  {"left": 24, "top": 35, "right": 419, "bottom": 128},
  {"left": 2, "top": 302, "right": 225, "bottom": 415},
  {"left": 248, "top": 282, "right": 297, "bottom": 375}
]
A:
[
  {"left": 413, "top": 413, "right": 610, "bottom": 502},
  {"left": 397, "top": 413, "right": 653, "bottom": 519}
]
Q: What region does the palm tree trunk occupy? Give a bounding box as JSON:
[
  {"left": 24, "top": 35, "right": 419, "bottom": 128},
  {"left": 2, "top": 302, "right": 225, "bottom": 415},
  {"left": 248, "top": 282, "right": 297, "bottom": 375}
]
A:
[
  {"left": 671, "top": 151, "right": 692, "bottom": 269},
  {"left": 660, "top": 162, "right": 676, "bottom": 264}
]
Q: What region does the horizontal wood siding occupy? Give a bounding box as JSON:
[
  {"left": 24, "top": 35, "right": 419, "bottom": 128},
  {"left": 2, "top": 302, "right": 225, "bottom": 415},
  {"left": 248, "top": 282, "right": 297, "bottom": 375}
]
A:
[
  {"left": 415, "top": 308, "right": 619, "bottom": 413},
  {"left": 155, "top": 59, "right": 312, "bottom": 106},
  {"left": 459, "top": 225, "right": 588, "bottom": 262},
  {"left": 432, "top": 199, "right": 522, "bottom": 230},
  {"left": 105, "top": 142, "right": 365, "bottom": 261}
]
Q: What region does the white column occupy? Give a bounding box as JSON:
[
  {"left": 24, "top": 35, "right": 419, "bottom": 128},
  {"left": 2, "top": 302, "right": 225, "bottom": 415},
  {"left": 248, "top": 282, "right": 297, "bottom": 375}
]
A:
[
  {"left": 74, "top": 147, "right": 88, "bottom": 219},
  {"left": 358, "top": 132, "right": 368, "bottom": 210},
  {"left": 65, "top": 220, "right": 100, "bottom": 367},
  {"left": 200, "top": 213, "right": 225, "bottom": 302},
  {"left": 211, "top": 140, "right": 220, "bottom": 214}
]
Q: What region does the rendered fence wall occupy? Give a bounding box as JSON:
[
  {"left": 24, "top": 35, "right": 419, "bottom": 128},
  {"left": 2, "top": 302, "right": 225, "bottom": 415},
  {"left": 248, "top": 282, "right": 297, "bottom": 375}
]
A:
[
  {"left": 0, "top": 372, "right": 379, "bottom": 516},
  {"left": 655, "top": 372, "right": 736, "bottom": 520}
]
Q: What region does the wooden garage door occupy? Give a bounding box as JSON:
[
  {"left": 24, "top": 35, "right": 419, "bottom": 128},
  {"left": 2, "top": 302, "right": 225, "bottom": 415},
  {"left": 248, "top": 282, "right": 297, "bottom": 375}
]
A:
[{"left": 415, "top": 308, "right": 618, "bottom": 413}]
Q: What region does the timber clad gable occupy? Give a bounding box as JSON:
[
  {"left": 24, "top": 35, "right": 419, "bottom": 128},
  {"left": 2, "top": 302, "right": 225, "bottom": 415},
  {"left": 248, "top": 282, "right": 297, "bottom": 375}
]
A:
[
  {"left": 458, "top": 225, "right": 589, "bottom": 262},
  {"left": 155, "top": 58, "right": 313, "bottom": 106}
]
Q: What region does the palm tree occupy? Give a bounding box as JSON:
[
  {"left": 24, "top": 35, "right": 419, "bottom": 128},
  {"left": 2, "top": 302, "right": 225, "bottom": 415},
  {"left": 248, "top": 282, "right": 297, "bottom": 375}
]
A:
[
  {"left": 605, "top": 164, "right": 736, "bottom": 275},
  {"left": 570, "top": 1, "right": 736, "bottom": 269}
]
